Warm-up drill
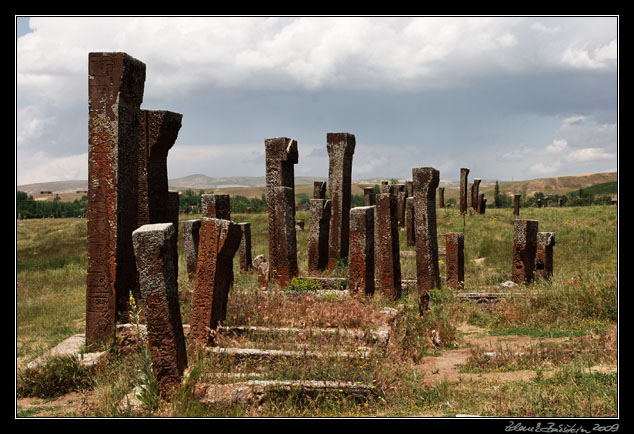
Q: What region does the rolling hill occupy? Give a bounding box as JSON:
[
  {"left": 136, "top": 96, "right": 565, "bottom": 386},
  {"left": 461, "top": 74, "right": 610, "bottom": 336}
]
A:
[{"left": 18, "top": 171, "right": 617, "bottom": 202}]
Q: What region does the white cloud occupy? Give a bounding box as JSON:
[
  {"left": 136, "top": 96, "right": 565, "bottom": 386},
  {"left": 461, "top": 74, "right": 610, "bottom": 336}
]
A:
[
  {"left": 545, "top": 139, "right": 568, "bottom": 154},
  {"left": 566, "top": 147, "right": 616, "bottom": 162},
  {"left": 531, "top": 22, "right": 561, "bottom": 34},
  {"left": 594, "top": 39, "right": 617, "bottom": 62},
  {"left": 17, "top": 152, "right": 87, "bottom": 185}
]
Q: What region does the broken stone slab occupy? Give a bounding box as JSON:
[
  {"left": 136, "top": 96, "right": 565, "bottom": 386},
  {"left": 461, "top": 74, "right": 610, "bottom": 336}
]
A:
[{"left": 25, "top": 334, "right": 105, "bottom": 370}]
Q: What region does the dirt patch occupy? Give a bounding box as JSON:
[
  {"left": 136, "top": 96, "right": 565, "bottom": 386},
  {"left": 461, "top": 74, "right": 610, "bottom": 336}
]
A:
[
  {"left": 16, "top": 391, "right": 92, "bottom": 417},
  {"left": 416, "top": 323, "right": 616, "bottom": 386}
]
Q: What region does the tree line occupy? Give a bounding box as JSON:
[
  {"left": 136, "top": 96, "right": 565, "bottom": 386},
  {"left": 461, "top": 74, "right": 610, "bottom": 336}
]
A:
[{"left": 17, "top": 181, "right": 614, "bottom": 219}]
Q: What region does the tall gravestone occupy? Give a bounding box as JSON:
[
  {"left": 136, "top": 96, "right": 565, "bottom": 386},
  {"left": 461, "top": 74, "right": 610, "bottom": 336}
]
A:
[
  {"left": 265, "top": 137, "right": 298, "bottom": 284},
  {"left": 438, "top": 187, "right": 445, "bottom": 209},
  {"left": 132, "top": 223, "right": 187, "bottom": 397},
  {"left": 271, "top": 186, "right": 299, "bottom": 286},
  {"left": 375, "top": 192, "right": 401, "bottom": 298},
  {"left": 460, "top": 168, "right": 469, "bottom": 215},
  {"left": 349, "top": 206, "right": 375, "bottom": 297},
  {"left": 512, "top": 219, "right": 539, "bottom": 284},
  {"left": 308, "top": 199, "right": 332, "bottom": 274},
  {"left": 536, "top": 232, "right": 555, "bottom": 281},
  {"left": 513, "top": 194, "right": 521, "bottom": 216},
  {"left": 445, "top": 232, "right": 465, "bottom": 290},
  {"left": 189, "top": 218, "right": 242, "bottom": 347},
  {"left": 238, "top": 222, "right": 253, "bottom": 272},
  {"left": 201, "top": 194, "right": 230, "bottom": 220},
  {"left": 86, "top": 52, "right": 145, "bottom": 345},
  {"left": 137, "top": 110, "right": 182, "bottom": 227},
  {"left": 413, "top": 167, "right": 441, "bottom": 315},
  {"left": 182, "top": 219, "right": 201, "bottom": 281},
  {"left": 363, "top": 187, "right": 374, "bottom": 206},
  {"left": 326, "top": 133, "right": 355, "bottom": 269},
  {"left": 471, "top": 178, "right": 481, "bottom": 211}
]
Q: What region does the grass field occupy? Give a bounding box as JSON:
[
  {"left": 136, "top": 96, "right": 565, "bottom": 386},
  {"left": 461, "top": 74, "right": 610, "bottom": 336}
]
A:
[{"left": 16, "top": 203, "right": 618, "bottom": 418}]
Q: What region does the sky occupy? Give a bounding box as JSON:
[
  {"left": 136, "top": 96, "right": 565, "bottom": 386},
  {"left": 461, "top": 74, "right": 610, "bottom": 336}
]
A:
[{"left": 15, "top": 16, "right": 618, "bottom": 186}]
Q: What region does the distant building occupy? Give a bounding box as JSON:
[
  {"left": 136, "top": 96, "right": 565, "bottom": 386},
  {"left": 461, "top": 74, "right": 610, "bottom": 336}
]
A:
[{"left": 39, "top": 191, "right": 53, "bottom": 195}]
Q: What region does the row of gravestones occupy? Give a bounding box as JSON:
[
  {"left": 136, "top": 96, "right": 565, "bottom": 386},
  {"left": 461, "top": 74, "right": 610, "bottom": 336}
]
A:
[{"left": 85, "top": 51, "right": 555, "bottom": 398}]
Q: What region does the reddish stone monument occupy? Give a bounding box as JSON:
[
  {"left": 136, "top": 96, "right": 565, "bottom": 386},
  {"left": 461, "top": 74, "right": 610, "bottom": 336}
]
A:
[
  {"left": 270, "top": 186, "right": 299, "bottom": 287},
  {"left": 438, "top": 187, "right": 445, "bottom": 209},
  {"left": 265, "top": 137, "right": 298, "bottom": 283},
  {"left": 470, "top": 178, "right": 481, "bottom": 211},
  {"left": 313, "top": 181, "right": 327, "bottom": 199},
  {"left": 445, "top": 232, "right": 465, "bottom": 290},
  {"left": 182, "top": 219, "right": 201, "bottom": 281},
  {"left": 406, "top": 196, "right": 416, "bottom": 247},
  {"left": 238, "top": 222, "right": 253, "bottom": 272},
  {"left": 86, "top": 52, "right": 145, "bottom": 345},
  {"left": 535, "top": 232, "right": 555, "bottom": 281},
  {"left": 363, "top": 187, "right": 374, "bottom": 206},
  {"left": 349, "top": 206, "right": 375, "bottom": 298},
  {"left": 307, "top": 198, "right": 332, "bottom": 274},
  {"left": 189, "top": 217, "right": 242, "bottom": 347},
  {"left": 512, "top": 219, "right": 539, "bottom": 284},
  {"left": 137, "top": 109, "right": 182, "bottom": 227},
  {"left": 513, "top": 194, "right": 521, "bottom": 216},
  {"left": 374, "top": 192, "right": 401, "bottom": 298},
  {"left": 326, "top": 133, "right": 355, "bottom": 269},
  {"left": 132, "top": 223, "right": 187, "bottom": 397},
  {"left": 460, "top": 168, "right": 470, "bottom": 215},
  {"left": 413, "top": 167, "right": 441, "bottom": 315},
  {"left": 201, "top": 194, "right": 231, "bottom": 220}
]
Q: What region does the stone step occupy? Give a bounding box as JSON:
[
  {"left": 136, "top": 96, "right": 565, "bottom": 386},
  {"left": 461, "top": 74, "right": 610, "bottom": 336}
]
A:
[
  {"left": 206, "top": 346, "right": 371, "bottom": 360},
  {"left": 218, "top": 325, "right": 390, "bottom": 345},
  {"left": 194, "top": 379, "right": 376, "bottom": 406}
]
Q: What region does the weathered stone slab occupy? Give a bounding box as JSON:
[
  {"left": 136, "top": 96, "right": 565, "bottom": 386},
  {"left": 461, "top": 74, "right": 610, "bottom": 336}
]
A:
[
  {"left": 189, "top": 218, "right": 243, "bottom": 347},
  {"left": 238, "top": 222, "right": 253, "bottom": 272},
  {"left": 536, "top": 232, "right": 555, "bottom": 281},
  {"left": 307, "top": 199, "right": 331, "bottom": 274},
  {"left": 375, "top": 193, "right": 401, "bottom": 298},
  {"left": 512, "top": 219, "right": 539, "bottom": 284},
  {"left": 363, "top": 187, "right": 374, "bottom": 206},
  {"left": 513, "top": 194, "right": 521, "bottom": 216},
  {"left": 137, "top": 110, "right": 182, "bottom": 228},
  {"left": 182, "top": 219, "right": 201, "bottom": 281},
  {"left": 438, "top": 187, "right": 445, "bottom": 209},
  {"left": 406, "top": 197, "right": 415, "bottom": 246},
  {"left": 87, "top": 52, "right": 145, "bottom": 345},
  {"left": 459, "top": 168, "right": 469, "bottom": 215},
  {"left": 201, "top": 194, "right": 231, "bottom": 220},
  {"left": 326, "top": 132, "right": 355, "bottom": 269},
  {"left": 477, "top": 193, "right": 485, "bottom": 214},
  {"left": 396, "top": 187, "right": 406, "bottom": 228},
  {"left": 132, "top": 223, "right": 187, "bottom": 396},
  {"left": 265, "top": 137, "right": 298, "bottom": 283},
  {"left": 313, "top": 181, "right": 327, "bottom": 199},
  {"left": 445, "top": 232, "right": 465, "bottom": 290},
  {"left": 413, "top": 167, "right": 441, "bottom": 315},
  {"left": 470, "top": 178, "right": 481, "bottom": 211},
  {"left": 270, "top": 186, "right": 298, "bottom": 287},
  {"left": 349, "top": 206, "right": 375, "bottom": 297}
]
